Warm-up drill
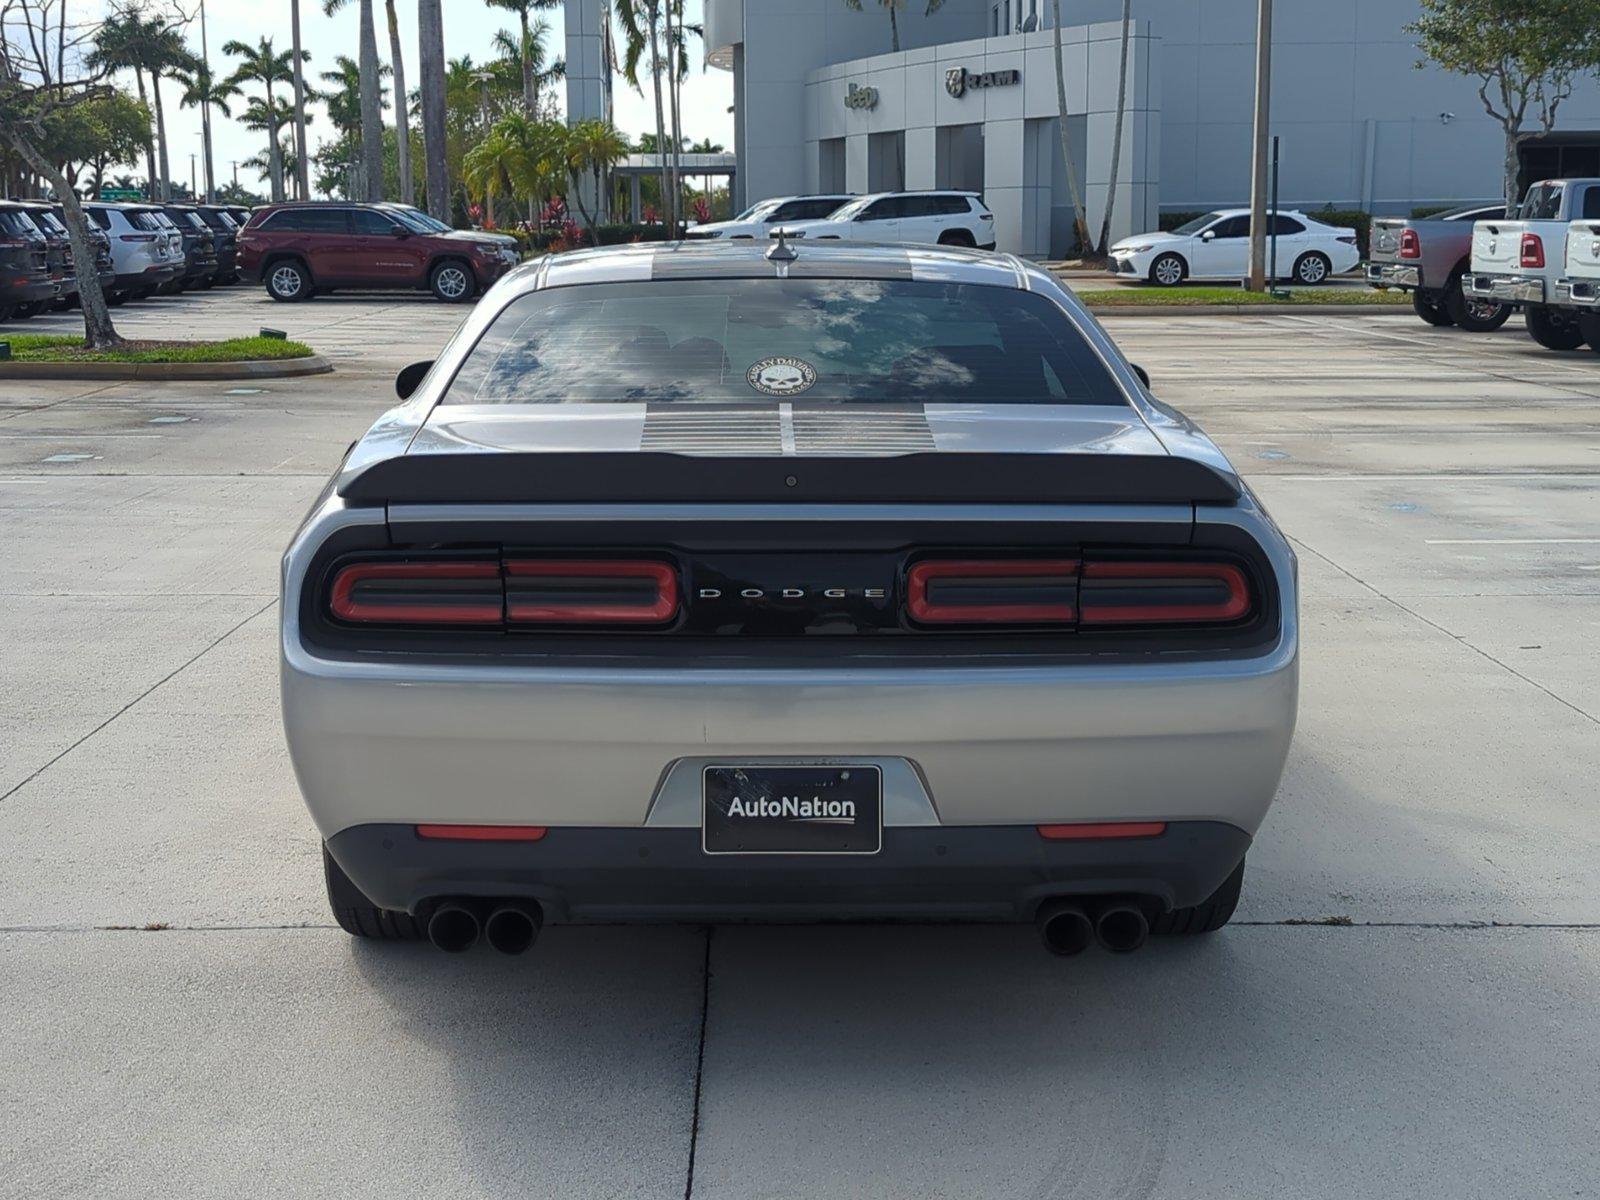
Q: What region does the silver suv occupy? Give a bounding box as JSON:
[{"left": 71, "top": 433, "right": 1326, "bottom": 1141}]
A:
[{"left": 81, "top": 202, "right": 183, "bottom": 301}]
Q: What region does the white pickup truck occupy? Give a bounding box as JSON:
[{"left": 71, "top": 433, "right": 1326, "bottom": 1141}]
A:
[
  {"left": 1553, "top": 217, "right": 1600, "bottom": 353},
  {"left": 1469, "top": 178, "right": 1600, "bottom": 350}
]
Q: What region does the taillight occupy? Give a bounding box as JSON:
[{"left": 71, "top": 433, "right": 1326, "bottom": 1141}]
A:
[
  {"left": 1521, "top": 233, "right": 1544, "bottom": 268},
  {"left": 1079, "top": 561, "right": 1250, "bottom": 625},
  {"left": 905, "top": 559, "right": 1079, "bottom": 624},
  {"left": 504, "top": 559, "right": 678, "bottom": 624},
  {"left": 328, "top": 560, "right": 502, "bottom": 625},
  {"left": 120, "top": 233, "right": 156, "bottom": 242},
  {"left": 1398, "top": 229, "right": 1420, "bottom": 258}
]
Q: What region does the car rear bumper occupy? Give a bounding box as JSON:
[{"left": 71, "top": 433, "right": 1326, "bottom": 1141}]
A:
[
  {"left": 4, "top": 276, "right": 62, "bottom": 304},
  {"left": 327, "top": 819, "right": 1253, "bottom": 919},
  {"left": 1470, "top": 273, "right": 1544, "bottom": 304},
  {"left": 1366, "top": 262, "right": 1420, "bottom": 289},
  {"left": 1554, "top": 280, "right": 1599, "bottom": 307}
]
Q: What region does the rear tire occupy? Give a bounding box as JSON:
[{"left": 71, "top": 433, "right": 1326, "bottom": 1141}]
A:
[
  {"left": 1150, "top": 858, "right": 1245, "bottom": 936},
  {"left": 429, "top": 259, "right": 475, "bottom": 303},
  {"left": 1411, "top": 289, "right": 1454, "bottom": 326},
  {"left": 1578, "top": 311, "right": 1600, "bottom": 354},
  {"left": 324, "top": 845, "right": 426, "bottom": 940},
  {"left": 265, "top": 258, "right": 311, "bottom": 302},
  {"left": 1292, "top": 251, "right": 1331, "bottom": 286},
  {"left": 1444, "top": 276, "right": 1512, "bottom": 332},
  {"left": 1525, "top": 305, "right": 1586, "bottom": 351},
  {"left": 12, "top": 301, "right": 39, "bottom": 320},
  {"left": 0, "top": 303, "right": 13, "bottom": 322}
]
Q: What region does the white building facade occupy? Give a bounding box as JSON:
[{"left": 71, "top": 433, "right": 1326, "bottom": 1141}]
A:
[{"left": 566, "top": 0, "right": 1600, "bottom": 259}]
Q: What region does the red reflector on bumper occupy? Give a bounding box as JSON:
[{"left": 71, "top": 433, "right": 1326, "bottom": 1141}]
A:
[
  {"left": 1037, "top": 822, "right": 1167, "bottom": 840},
  {"left": 416, "top": 824, "right": 548, "bottom": 841}
]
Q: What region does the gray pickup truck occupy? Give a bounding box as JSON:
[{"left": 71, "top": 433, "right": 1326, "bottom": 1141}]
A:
[{"left": 1367, "top": 203, "right": 1511, "bottom": 331}]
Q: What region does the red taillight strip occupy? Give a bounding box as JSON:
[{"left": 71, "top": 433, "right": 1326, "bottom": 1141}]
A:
[
  {"left": 1078, "top": 561, "right": 1251, "bottom": 625},
  {"left": 1037, "top": 822, "right": 1167, "bottom": 840},
  {"left": 416, "top": 824, "right": 548, "bottom": 841},
  {"left": 1398, "top": 229, "right": 1421, "bottom": 259},
  {"left": 906, "top": 558, "right": 1079, "bottom": 624},
  {"left": 329, "top": 561, "right": 503, "bottom": 624},
  {"left": 504, "top": 559, "right": 679, "bottom": 624},
  {"left": 1521, "top": 233, "right": 1544, "bottom": 268}
]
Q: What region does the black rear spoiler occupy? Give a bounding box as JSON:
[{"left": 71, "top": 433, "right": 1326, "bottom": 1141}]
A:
[{"left": 338, "top": 452, "right": 1241, "bottom": 506}]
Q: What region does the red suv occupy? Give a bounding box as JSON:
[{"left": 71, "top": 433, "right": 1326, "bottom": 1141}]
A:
[{"left": 237, "top": 202, "right": 521, "bottom": 303}]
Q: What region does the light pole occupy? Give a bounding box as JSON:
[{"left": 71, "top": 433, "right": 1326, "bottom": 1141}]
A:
[{"left": 1246, "top": 0, "right": 1273, "bottom": 292}]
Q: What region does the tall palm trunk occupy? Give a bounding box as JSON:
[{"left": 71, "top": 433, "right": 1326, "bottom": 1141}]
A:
[
  {"left": 518, "top": 11, "right": 535, "bottom": 112},
  {"left": 1095, "top": 0, "right": 1133, "bottom": 255},
  {"left": 357, "top": 0, "right": 384, "bottom": 200},
  {"left": 149, "top": 70, "right": 172, "bottom": 200},
  {"left": 665, "top": 0, "right": 682, "bottom": 233},
  {"left": 645, "top": 4, "right": 671, "bottom": 232},
  {"left": 385, "top": 0, "right": 412, "bottom": 203},
  {"left": 418, "top": 0, "right": 449, "bottom": 221},
  {"left": 291, "top": 0, "right": 311, "bottom": 200},
  {"left": 1051, "top": 0, "right": 1089, "bottom": 255},
  {"left": 199, "top": 4, "right": 215, "bottom": 201},
  {"left": 132, "top": 66, "right": 157, "bottom": 196},
  {"left": 888, "top": 4, "right": 900, "bottom": 52},
  {"left": 266, "top": 79, "right": 286, "bottom": 201}
]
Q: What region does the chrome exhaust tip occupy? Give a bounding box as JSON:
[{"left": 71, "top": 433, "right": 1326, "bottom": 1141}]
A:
[
  {"left": 1035, "top": 899, "right": 1094, "bottom": 957},
  {"left": 426, "top": 902, "right": 482, "bottom": 953},
  {"left": 483, "top": 903, "right": 543, "bottom": 956}
]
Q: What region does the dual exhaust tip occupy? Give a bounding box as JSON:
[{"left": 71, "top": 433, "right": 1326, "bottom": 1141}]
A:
[
  {"left": 1035, "top": 898, "right": 1149, "bottom": 956},
  {"left": 426, "top": 900, "right": 543, "bottom": 955}
]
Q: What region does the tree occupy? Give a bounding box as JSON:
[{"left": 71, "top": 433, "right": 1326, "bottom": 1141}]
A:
[
  {"left": 225, "top": 37, "right": 307, "bottom": 202},
  {"left": 487, "top": 0, "right": 559, "bottom": 113},
  {"left": 322, "top": 0, "right": 385, "bottom": 201},
  {"left": 615, "top": 0, "right": 672, "bottom": 231},
  {"left": 89, "top": 5, "right": 195, "bottom": 201},
  {"left": 320, "top": 54, "right": 389, "bottom": 141},
  {"left": 1050, "top": 0, "right": 1089, "bottom": 255},
  {"left": 561, "top": 119, "right": 628, "bottom": 239},
  {"left": 464, "top": 111, "right": 564, "bottom": 222},
  {"left": 1409, "top": 0, "right": 1600, "bottom": 209},
  {"left": 840, "top": 0, "right": 944, "bottom": 54},
  {"left": 1, "top": 0, "right": 121, "bottom": 347},
  {"left": 290, "top": 0, "right": 311, "bottom": 201},
  {"left": 1094, "top": 0, "right": 1132, "bottom": 256},
  {"left": 176, "top": 65, "right": 239, "bottom": 209},
  {"left": 418, "top": 0, "right": 450, "bottom": 220},
  {"left": 383, "top": 0, "right": 413, "bottom": 203}
]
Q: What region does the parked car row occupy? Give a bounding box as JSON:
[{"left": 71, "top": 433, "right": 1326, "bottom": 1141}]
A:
[
  {"left": 1371, "top": 178, "right": 1600, "bottom": 353},
  {"left": 0, "top": 198, "right": 252, "bottom": 323},
  {"left": 686, "top": 191, "right": 999, "bottom": 250}
]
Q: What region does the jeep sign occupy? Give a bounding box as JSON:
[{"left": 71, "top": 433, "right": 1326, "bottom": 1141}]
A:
[{"left": 844, "top": 82, "right": 879, "bottom": 110}]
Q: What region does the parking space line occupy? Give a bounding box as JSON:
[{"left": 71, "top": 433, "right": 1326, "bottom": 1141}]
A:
[{"left": 1426, "top": 538, "right": 1600, "bottom": 545}]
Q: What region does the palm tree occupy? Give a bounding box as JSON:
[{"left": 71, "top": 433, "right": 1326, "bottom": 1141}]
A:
[
  {"left": 486, "top": 0, "right": 559, "bottom": 113},
  {"left": 176, "top": 65, "right": 240, "bottom": 208},
  {"left": 465, "top": 112, "right": 561, "bottom": 224},
  {"left": 1094, "top": 0, "right": 1133, "bottom": 256},
  {"left": 321, "top": 0, "right": 385, "bottom": 201},
  {"left": 418, "top": 0, "right": 450, "bottom": 220},
  {"left": 561, "top": 119, "right": 629, "bottom": 240},
  {"left": 89, "top": 9, "right": 195, "bottom": 201},
  {"left": 320, "top": 55, "right": 390, "bottom": 141},
  {"left": 1050, "top": 0, "right": 1089, "bottom": 254},
  {"left": 225, "top": 37, "right": 307, "bottom": 202},
  {"left": 383, "top": 0, "right": 413, "bottom": 203},
  {"left": 87, "top": 12, "right": 159, "bottom": 195},
  {"left": 615, "top": 0, "right": 672, "bottom": 232},
  {"left": 290, "top": 0, "right": 311, "bottom": 201},
  {"left": 840, "top": 0, "right": 944, "bottom": 54}
]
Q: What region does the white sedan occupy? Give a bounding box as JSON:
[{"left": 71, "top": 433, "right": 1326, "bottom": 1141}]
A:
[
  {"left": 1109, "top": 209, "right": 1360, "bottom": 286},
  {"left": 685, "top": 195, "right": 853, "bottom": 240}
]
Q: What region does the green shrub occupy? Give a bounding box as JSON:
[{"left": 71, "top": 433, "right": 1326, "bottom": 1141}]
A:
[
  {"left": 1159, "top": 211, "right": 1207, "bottom": 232},
  {"left": 1311, "top": 206, "right": 1370, "bottom": 256}
]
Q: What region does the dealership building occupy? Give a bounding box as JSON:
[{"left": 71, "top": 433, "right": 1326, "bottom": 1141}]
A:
[{"left": 565, "top": 1, "right": 1600, "bottom": 258}]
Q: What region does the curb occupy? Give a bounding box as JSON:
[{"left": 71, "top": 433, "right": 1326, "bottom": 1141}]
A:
[
  {"left": 0, "top": 354, "right": 334, "bottom": 381},
  {"left": 1085, "top": 303, "right": 1409, "bottom": 317}
]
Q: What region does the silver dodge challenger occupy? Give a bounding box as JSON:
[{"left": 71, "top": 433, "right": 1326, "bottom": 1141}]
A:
[{"left": 281, "top": 238, "right": 1298, "bottom": 958}]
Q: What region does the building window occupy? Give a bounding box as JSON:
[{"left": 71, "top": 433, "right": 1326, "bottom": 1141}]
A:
[{"left": 992, "top": 4, "right": 1000, "bottom": 35}]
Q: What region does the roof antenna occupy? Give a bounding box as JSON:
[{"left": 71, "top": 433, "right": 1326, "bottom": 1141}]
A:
[{"left": 766, "top": 227, "right": 798, "bottom": 262}]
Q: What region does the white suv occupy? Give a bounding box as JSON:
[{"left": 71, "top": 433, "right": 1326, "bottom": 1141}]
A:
[
  {"left": 774, "top": 191, "right": 996, "bottom": 250},
  {"left": 82, "top": 202, "right": 183, "bottom": 300},
  {"left": 687, "top": 195, "right": 854, "bottom": 239}
]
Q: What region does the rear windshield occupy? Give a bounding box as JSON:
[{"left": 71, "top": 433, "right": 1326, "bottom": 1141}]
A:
[
  {"left": 30, "top": 210, "right": 68, "bottom": 235},
  {"left": 443, "top": 279, "right": 1126, "bottom": 406},
  {"left": 0, "top": 211, "right": 40, "bottom": 238},
  {"left": 1520, "top": 184, "right": 1563, "bottom": 220},
  {"left": 127, "top": 210, "right": 165, "bottom": 232}
]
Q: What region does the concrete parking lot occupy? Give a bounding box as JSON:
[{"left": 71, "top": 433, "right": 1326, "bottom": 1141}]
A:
[{"left": 3, "top": 289, "right": 1597, "bottom": 1198}]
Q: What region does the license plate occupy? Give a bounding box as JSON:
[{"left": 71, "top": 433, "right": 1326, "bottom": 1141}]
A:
[{"left": 702, "top": 764, "right": 882, "bottom": 855}]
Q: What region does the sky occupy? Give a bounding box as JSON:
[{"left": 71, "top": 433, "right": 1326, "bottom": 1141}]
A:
[{"left": 99, "top": 0, "right": 735, "bottom": 196}]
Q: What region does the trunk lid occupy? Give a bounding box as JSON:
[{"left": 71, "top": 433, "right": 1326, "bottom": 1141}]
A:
[
  {"left": 1368, "top": 219, "right": 1406, "bottom": 265},
  {"left": 1471, "top": 218, "right": 1528, "bottom": 272},
  {"left": 1565, "top": 220, "right": 1600, "bottom": 280}
]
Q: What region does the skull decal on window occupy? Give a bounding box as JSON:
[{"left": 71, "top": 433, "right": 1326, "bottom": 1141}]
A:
[{"left": 746, "top": 356, "right": 818, "bottom": 396}]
